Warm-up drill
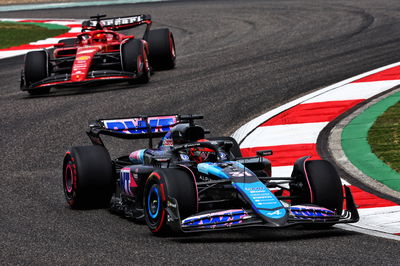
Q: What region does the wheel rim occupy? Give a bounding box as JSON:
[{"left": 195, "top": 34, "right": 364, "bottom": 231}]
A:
[
  {"left": 147, "top": 185, "right": 160, "bottom": 219},
  {"left": 169, "top": 33, "right": 176, "bottom": 59},
  {"left": 137, "top": 55, "right": 143, "bottom": 74},
  {"left": 63, "top": 160, "right": 76, "bottom": 201},
  {"left": 65, "top": 164, "right": 73, "bottom": 193}
]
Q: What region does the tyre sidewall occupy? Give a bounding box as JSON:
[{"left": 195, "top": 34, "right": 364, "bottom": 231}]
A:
[
  {"left": 147, "top": 28, "right": 176, "bottom": 70},
  {"left": 63, "top": 145, "right": 114, "bottom": 209}
]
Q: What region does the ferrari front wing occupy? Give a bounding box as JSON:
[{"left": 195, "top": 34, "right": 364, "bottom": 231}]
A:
[{"left": 21, "top": 70, "right": 137, "bottom": 91}]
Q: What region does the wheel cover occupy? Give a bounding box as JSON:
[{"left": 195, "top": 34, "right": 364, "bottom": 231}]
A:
[
  {"left": 169, "top": 34, "right": 176, "bottom": 58},
  {"left": 63, "top": 160, "right": 76, "bottom": 202},
  {"left": 137, "top": 55, "right": 143, "bottom": 74},
  {"left": 148, "top": 185, "right": 161, "bottom": 219}
]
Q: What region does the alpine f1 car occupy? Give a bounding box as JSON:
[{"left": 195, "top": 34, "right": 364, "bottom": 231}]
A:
[
  {"left": 21, "top": 14, "right": 176, "bottom": 95},
  {"left": 62, "top": 115, "right": 359, "bottom": 235}
]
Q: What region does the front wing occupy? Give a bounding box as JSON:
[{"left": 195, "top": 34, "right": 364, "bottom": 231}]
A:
[
  {"left": 166, "top": 186, "right": 359, "bottom": 233},
  {"left": 21, "top": 70, "right": 137, "bottom": 91}
]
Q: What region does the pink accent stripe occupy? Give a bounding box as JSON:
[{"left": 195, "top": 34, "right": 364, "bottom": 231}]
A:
[
  {"left": 179, "top": 164, "right": 199, "bottom": 212},
  {"left": 302, "top": 156, "right": 314, "bottom": 203}
]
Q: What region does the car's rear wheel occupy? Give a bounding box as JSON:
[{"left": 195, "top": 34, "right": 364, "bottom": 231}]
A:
[
  {"left": 63, "top": 145, "right": 114, "bottom": 209},
  {"left": 24, "top": 50, "right": 50, "bottom": 95},
  {"left": 146, "top": 28, "right": 176, "bottom": 70},
  {"left": 143, "top": 168, "right": 197, "bottom": 236},
  {"left": 290, "top": 158, "right": 343, "bottom": 228},
  {"left": 121, "top": 39, "right": 150, "bottom": 84}
]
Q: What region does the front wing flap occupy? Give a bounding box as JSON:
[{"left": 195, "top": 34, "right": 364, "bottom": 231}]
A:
[
  {"left": 165, "top": 185, "right": 359, "bottom": 233},
  {"left": 21, "top": 70, "right": 137, "bottom": 91}
]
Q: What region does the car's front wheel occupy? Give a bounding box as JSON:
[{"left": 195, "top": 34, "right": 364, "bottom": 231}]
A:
[
  {"left": 24, "top": 50, "right": 50, "bottom": 95},
  {"left": 290, "top": 157, "right": 343, "bottom": 228},
  {"left": 121, "top": 39, "right": 150, "bottom": 84},
  {"left": 143, "top": 168, "right": 197, "bottom": 236}
]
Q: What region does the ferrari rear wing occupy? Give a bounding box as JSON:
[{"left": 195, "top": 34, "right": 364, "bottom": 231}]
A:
[
  {"left": 82, "top": 14, "right": 152, "bottom": 31},
  {"left": 87, "top": 114, "right": 203, "bottom": 147}
]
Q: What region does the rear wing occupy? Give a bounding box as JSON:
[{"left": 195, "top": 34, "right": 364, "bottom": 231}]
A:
[
  {"left": 81, "top": 14, "right": 152, "bottom": 32},
  {"left": 87, "top": 114, "right": 203, "bottom": 148}
]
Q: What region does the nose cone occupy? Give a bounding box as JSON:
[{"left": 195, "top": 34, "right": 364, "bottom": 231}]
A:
[{"left": 71, "top": 47, "right": 101, "bottom": 81}]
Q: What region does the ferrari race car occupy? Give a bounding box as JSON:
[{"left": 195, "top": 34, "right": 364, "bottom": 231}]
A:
[
  {"left": 62, "top": 115, "right": 359, "bottom": 235},
  {"left": 21, "top": 14, "right": 176, "bottom": 95}
]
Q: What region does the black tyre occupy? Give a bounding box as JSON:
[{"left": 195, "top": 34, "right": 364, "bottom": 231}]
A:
[
  {"left": 58, "top": 38, "right": 76, "bottom": 47},
  {"left": 291, "top": 159, "right": 343, "bottom": 213},
  {"left": 144, "top": 168, "right": 197, "bottom": 235},
  {"left": 63, "top": 145, "right": 114, "bottom": 209},
  {"left": 24, "top": 50, "right": 50, "bottom": 95},
  {"left": 291, "top": 159, "right": 343, "bottom": 228},
  {"left": 146, "top": 28, "right": 176, "bottom": 70},
  {"left": 121, "top": 39, "right": 150, "bottom": 84}
]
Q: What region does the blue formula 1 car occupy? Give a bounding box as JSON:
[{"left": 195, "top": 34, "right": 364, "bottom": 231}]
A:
[{"left": 62, "top": 114, "right": 359, "bottom": 235}]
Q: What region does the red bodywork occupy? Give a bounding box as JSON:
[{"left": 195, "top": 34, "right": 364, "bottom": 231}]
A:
[
  {"left": 22, "top": 14, "right": 152, "bottom": 90},
  {"left": 51, "top": 30, "right": 148, "bottom": 84}
]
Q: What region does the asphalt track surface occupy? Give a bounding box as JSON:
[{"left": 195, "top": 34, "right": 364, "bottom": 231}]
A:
[{"left": 1, "top": 0, "right": 400, "bottom": 264}]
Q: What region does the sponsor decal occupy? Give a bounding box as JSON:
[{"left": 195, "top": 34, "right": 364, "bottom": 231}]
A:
[
  {"left": 77, "top": 49, "right": 97, "bottom": 54},
  {"left": 119, "top": 168, "right": 137, "bottom": 196},
  {"left": 182, "top": 209, "right": 251, "bottom": 229},
  {"left": 265, "top": 209, "right": 283, "bottom": 216},
  {"left": 290, "top": 205, "right": 334, "bottom": 219},
  {"left": 103, "top": 116, "right": 177, "bottom": 134},
  {"left": 162, "top": 138, "right": 174, "bottom": 146},
  {"left": 219, "top": 152, "right": 227, "bottom": 160},
  {"left": 245, "top": 186, "right": 265, "bottom": 191},
  {"left": 229, "top": 171, "right": 253, "bottom": 177},
  {"left": 91, "top": 15, "right": 143, "bottom": 27},
  {"left": 180, "top": 154, "right": 190, "bottom": 161},
  {"left": 77, "top": 55, "right": 90, "bottom": 60}
]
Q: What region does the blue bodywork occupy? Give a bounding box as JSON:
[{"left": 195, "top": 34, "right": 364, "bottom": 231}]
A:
[{"left": 197, "top": 161, "right": 287, "bottom": 225}]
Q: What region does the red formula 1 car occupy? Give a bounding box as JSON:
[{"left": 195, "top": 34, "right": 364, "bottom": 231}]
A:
[{"left": 20, "top": 14, "right": 176, "bottom": 95}]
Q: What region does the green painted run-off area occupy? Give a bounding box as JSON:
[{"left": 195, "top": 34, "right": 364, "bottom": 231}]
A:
[{"left": 342, "top": 91, "right": 400, "bottom": 191}]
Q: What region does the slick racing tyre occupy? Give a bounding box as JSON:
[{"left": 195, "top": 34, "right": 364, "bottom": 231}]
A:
[
  {"left": 58, "top": 38, "right": 76, "bottom": 47},
  {"left": 144, "top": 168, "right": 197, "bottom": 236},
  {"left": 24, "top": 50, "right": 50, "bottom": 95},
  {"left": 63, "top": 145, "right": 114, "bottom": 209},
  {"left": 121, "top": 39, "right": 150, "bottom": 84},
  {"left": 146, "top": 28, "right": 176, "bottom": 70},
  {"left": 290, "top": 158, "right": 343, "bottom": 228}
]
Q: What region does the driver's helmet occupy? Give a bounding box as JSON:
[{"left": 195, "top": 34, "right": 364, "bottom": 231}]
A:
[
  {"left": 159, "top": 123, "right": 205, "bottom": 147},
  {"left": 92, "top": 33, "right": 107, "bottom": 43},
  {"left": 188, "top": 139, "right": 217, "bottom": 163}
]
